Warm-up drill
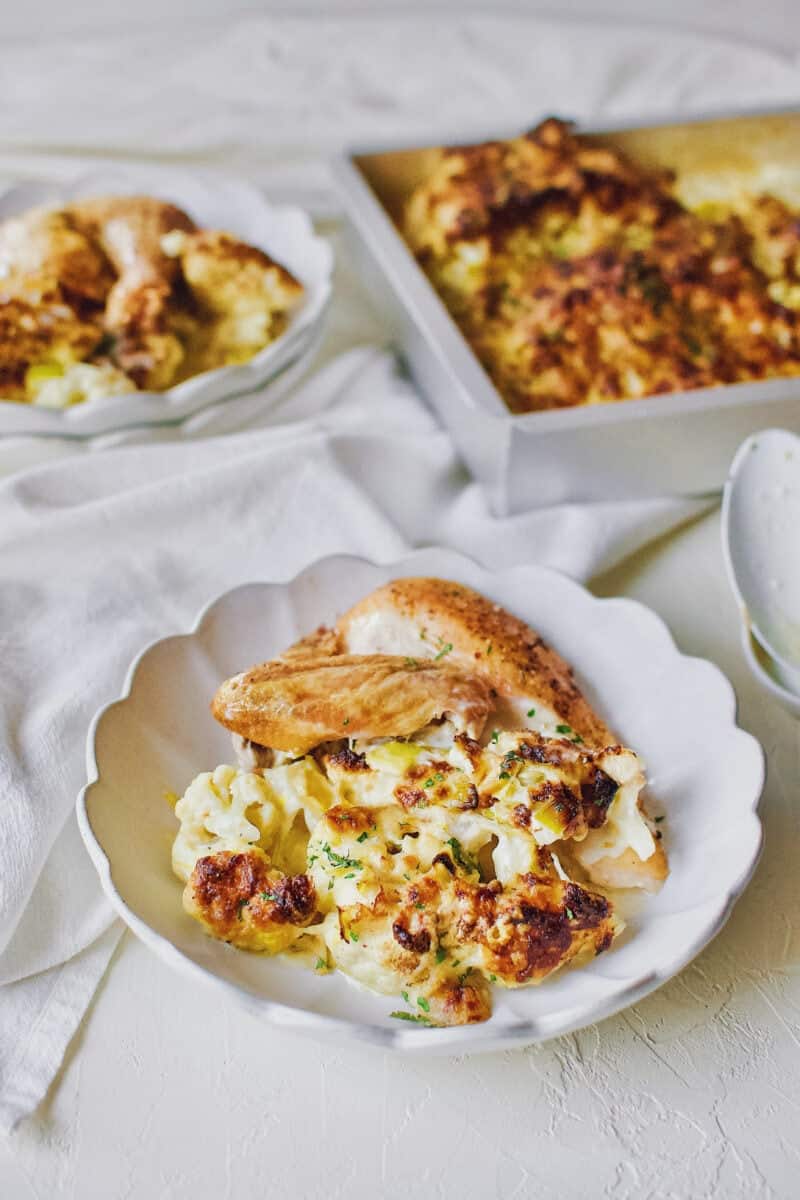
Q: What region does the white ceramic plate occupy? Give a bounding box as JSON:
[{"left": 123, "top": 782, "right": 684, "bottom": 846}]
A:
[
  {"left": 0, "top": 165, "right": 333, "bottom": 438},
  {"left": 77, "top": 549, "right": 765, "bottom": 1053}
]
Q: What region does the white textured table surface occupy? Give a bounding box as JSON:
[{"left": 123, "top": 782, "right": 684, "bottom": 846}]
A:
[
  {"left": 2, "top": 506, "right": 798, "bottom": 1199},
  {"left": 2, "top": 6, "right": 800, "bottom": 1197}
]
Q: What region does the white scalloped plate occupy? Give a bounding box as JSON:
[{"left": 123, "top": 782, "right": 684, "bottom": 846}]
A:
[
  {"left": 0, "top": 165, "right": 333, "bottom": 438},
  {"left": 77, "top": 549, "right": 765, "bottom": 1053}
]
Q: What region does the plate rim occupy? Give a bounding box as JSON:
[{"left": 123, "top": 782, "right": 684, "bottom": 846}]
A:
[{"left": 76, "top": 548, "right": 766, "bottom": 1053}]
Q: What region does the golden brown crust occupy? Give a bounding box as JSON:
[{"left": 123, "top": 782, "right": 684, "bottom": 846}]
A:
[
  {"left": 404, "top": 116, "right": 800, "bottom": 412},
  {"left": 0, "top": 207, "right": 115, "bottom": 307},
  {"left": 281, "top": 625, "right": 344, "bottom": 660},
  {"left": 337, "top": 577, "right": 615, "bottom": 747},
  {"left": 211, "top": 653, "right": 493, "bottom": 754},
  {"left": 184, "top": 849, "right": 317, "bottom": 952}
]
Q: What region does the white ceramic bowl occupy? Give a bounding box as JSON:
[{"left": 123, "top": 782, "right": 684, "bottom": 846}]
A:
[
  {"left": 77, "top": 549, "right": 765, "bottom": 1053},
  {"left": 0, "top": 165, "right": 333, "bottom": 438},
  {"left": 722, "top": 428, "right": 800, "bottom": 713}
]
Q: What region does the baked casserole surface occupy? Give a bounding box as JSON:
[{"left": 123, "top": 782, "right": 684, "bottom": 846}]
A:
[{"left": 403, "top": 117, "right": 800, "bottom": 412}]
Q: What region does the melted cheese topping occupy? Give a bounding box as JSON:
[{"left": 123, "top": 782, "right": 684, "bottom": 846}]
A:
[{"left": 172, "top": 724, "right": 653, "bottom": 1024}]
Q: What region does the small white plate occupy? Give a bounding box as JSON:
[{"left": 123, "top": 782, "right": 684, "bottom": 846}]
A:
[
  {"left": 0, "top": 164, "right": 333, "bottom": 438},
  {"left": 77, "top": 549, "right": 765, "bottom": 1053}
]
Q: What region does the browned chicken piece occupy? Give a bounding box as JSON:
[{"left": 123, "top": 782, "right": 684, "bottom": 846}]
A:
[
  {"left": 184, "top": 848, "right": 318, "bottom": 953},
  {"left": 66, "top": 196, "right": 196, "bottom": 389},
  {"left": 212, "top": 653, "right": 493, "bottom": 755},
  {"left": 0, "top": 207, "right": 115, "bottom": 307},
  {"left": 337, "top": 576, "right": 616, "bottom": 747}
]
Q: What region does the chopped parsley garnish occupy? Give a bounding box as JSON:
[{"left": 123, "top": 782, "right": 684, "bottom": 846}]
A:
[
  {"left": 424, "top": 778, "right": 435, "bottom": 788},
  {"left": 419, "top": 627, "right": 427, "bottom": 641},
  {"left": 655, "top": 815, "right": 665, "bottom": 823},
  {"left": 499, "top": 771, "right": 510, "bottom": 781},
  {"left": 565, "top": 907, "right": 575, "bottom": 920},
  {"left": 415, "top": 901, "right": 425, "bottom": 910},
  {"left": 488, "top": 974, "right": 497, "bottom": 982},
  {"left": 390, "top": 1011, "right": 433, "bottom": 1026},
  {"left": 344, "top": 872, "right": 356, "bottom": 879},
  {"left": 527, "top": 707, "right": 536, "bottom": 718},
  {"left": 417, "top": 996, "right": 430, "bottom": 1013},
  {"left": 435, "top": 946, "right": 447, "bottom": 964},
  {"left": 434, "top": 641, "right": 454, "bottom": 661},
  {"left": 433, "top": 772, "right": 444, "bottom": 782},
  {"left": 237, "top": 899, "right": 249, "bottom": 919},
  {"left": 404, "top": 657, "right": 419, "bottom": 668},
  {"left": 327, "top": 879, "right": 334, "bottom": 890},
  {"left": 315, "top": 957, "right": 327, "bottom": 970},
  {"left": 446, "top": 836, "right": 479, "bottom": 875},
  {"left": 322, "top": 843, "right": 362, "bottom": 870},
  {"left": 260, "top": 890, "right": 279, "bottom": 902},
  {"left": 348, "top": 929, "right": 360, "bottom": 943},
  {"left": 556, "top": 722, "right": 584, "bottom": 744},
  {"left": 356, "top": 831, "right": 369, "bottom": 842},
  {"left": 486, "top": 643, "right": 493, "bottom": 655},
  {"left": 401, "top": 990, "right": 409, "bottom": 1002},
  {"left": 490, "top": 730, "right": 500, "bottom": 744}
]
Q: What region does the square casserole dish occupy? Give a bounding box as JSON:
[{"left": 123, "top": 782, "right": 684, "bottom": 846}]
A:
[{"left": 333, "top": 107, "right": 800, "bottom": 514}]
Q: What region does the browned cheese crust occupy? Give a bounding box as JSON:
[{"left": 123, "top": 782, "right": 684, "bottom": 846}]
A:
[
  {"left": 404, "top": 116, "right": 800, "bottom": 413},
  {"left": 212, "top": 652, "right": 493, "bottom": 754},
  {"left": 337, "top": 576, "right": 615, "bottom": 747},
  {"left": 184, "top": 848, "right": 317, "bottom": 953}
]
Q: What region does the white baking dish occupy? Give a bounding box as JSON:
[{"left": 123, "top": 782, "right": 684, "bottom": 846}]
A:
[{"left": 333, "top": 107, "right": 800, "bottom": 513}]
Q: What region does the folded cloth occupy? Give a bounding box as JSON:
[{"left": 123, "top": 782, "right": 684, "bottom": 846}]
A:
[{"left": 0, "top": 345, "right": 711, "bottom": 1130}]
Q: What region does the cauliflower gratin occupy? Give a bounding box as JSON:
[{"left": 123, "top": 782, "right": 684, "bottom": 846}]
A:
[
  {"left": 170, "top": 577, "right": 667, "bottom": 1028},
  {"left": 403, "top": 116, "right": 800, "bottom": 413},
  {"left": 0, "top": 196, "right": 304, "bottom": 407}
]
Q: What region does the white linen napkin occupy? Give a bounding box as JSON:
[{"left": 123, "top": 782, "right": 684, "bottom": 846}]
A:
[{"left": 0, "top": 346, "right": 711, "bottom": 1130}]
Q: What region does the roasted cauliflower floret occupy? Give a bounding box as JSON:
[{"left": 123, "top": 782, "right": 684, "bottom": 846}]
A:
[
  {"left": 0, "top": 290, "right": 105, "bottom": 402},
  {"left": 310, "top": 815, "right": 617, "bottom": 1025},
  {"left": 171, "top": 761, "right": 333, "bottom": 883},
  {"left": 184, "top": 848, "right": 318, "bottom": 954},
  {"left": 169, "top": 228, "right": 304, "bottom": 372}
]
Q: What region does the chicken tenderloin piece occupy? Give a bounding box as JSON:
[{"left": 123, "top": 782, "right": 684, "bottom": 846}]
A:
[{"left": 212, "top": 653, "right": 493, "bottom": 756}]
